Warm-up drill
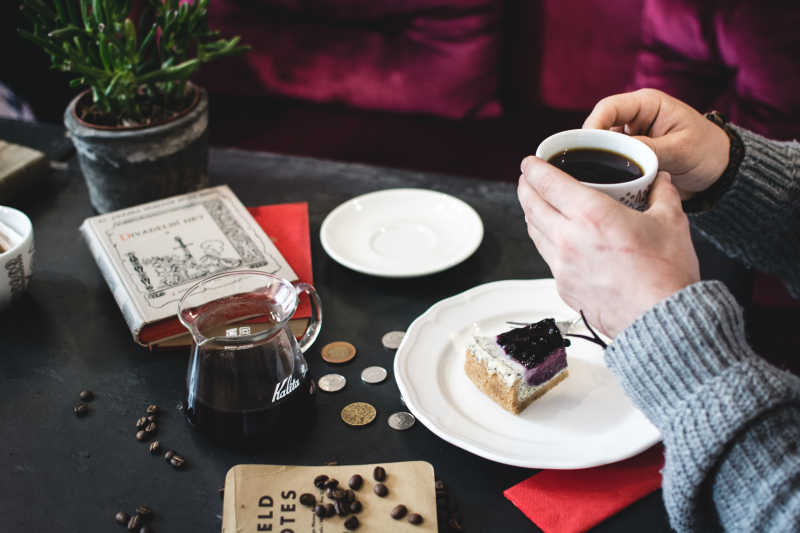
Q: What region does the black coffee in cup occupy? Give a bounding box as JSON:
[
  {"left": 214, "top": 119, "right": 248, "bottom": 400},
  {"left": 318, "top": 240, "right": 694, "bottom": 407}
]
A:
[{"left": 547, "top": 148, "right": 643, "bottom": 184}]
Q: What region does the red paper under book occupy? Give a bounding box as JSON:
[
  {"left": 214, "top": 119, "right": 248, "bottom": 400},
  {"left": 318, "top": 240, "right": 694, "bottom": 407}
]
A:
[{"left": 504, "top": 444, "right": 664, "bottom": 533}]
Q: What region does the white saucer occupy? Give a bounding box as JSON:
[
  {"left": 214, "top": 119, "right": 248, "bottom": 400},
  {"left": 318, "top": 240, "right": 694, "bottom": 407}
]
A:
[
  {"left": 320, "top": 188, "right": 483, "bottom": 278},
  {"left": 394, "top": 279, "right": 661, "bottom": 469}
]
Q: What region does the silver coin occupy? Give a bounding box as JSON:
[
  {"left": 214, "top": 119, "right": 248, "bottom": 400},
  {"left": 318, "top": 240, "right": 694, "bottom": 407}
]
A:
[
  {"left": 381, "top": 330, "right": 405, "bottom": 350},
  {"left": 388, "top": 411, "right": 416, "bottom": 431},
  {"left": 361, "top": 366, "right": 388, "bottom": 384},
  {"left": 317, "top": 373, "right": 347, "bottom": 393}
]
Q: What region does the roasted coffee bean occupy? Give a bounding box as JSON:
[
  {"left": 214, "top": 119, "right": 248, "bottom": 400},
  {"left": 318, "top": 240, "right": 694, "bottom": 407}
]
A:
[
  {"left": 170, "top": 455, "right": 185, "bottom": 469},
  {"left": 148, "top": 441, "right": 161, "bottom": 455},
  {"left": 323, "top": 478, "right": 339, "bottom": 489},
  {"left": 391, "top": 504, "right": 408, "bottom": 520},
  {"left": 136, "top": 505, "right": 152, "bottom": 519},
  {"left": 324, "top": 503, "right": 336, "bottom": 518},
  {"left": 127, "top": 514, "right": 141, "bottom": 530},
  {"left": 335, "top": 499, "right": 349, "bottom": 517},
  {"left": 73, "top": 402, "right": 89, "bottom": 417},
  {"left": 163, "top": 450, "right": 175, "bottom": 462},
  {"left": 349, "top": 500, "right": 362, "bottom": 514},
  {"left": 345, "top": 489, "right": 355, "bottom": 503},
  {"left": 407, "top": 513, "right": 423, "bottom": 525},
  {"left": 344, "top": 516, "right": 359, "bottom": 530},
  {"left": 448, "top": 516, "right": 464, "bottom": 531},
  {"left": 145, "top": 404, "right": 158, "bottom": 415},
  {"left": 314, "top": 504, "right": 326, "bottom": 518},
  {"left": 79, "top": 390, "right": 93, "bottom": 401},
  {"left": 331, "top": 489, "right": 347, "bottom": 500},
  {"left": 135, "top": 430, "right": 148, "bottom": 441},
  {"left": 144, "top": 422, "right": 157, "bottom": 434},
  {"left": 348, "top": 474, "right": 363, "bottom": 490},
  {"left": 373, "top": 483, "right": 388, "bottom": 497},
  {"left": 299, "top": 493, "right": 316, "bottom": 507},
  {"left": 115, "top": 511, "right": 130, "bottom": 524},
  {"left": 138, "top": 526, "right": 151, "bottom": 533},
  {"left": 146, "top": 415, "right": 156, "bottom": 423},
  {"left": 313, "top": 474, "right": 329, "bottom": 489},
  {"left": 136, "top": 417, "right": 148, "bottom": 429},
  {"left": 373, "top": 466, "right": 386, "bottom": 482}
]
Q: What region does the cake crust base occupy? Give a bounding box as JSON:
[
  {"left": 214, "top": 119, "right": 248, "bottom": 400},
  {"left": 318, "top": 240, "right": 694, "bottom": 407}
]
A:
[{"left": 464, "top": 349, "right": 568, "bottom": 415}]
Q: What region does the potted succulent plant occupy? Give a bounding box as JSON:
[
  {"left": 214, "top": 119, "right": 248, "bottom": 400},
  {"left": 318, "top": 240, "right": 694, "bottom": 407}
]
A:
[{"left": 19, "top": 0, "right": 248, "bottom": 213}]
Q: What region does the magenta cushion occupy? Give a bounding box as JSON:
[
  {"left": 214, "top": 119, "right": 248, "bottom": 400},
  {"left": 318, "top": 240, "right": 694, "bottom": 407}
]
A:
[
  {"left": 199, "top": 0, "right": 502, "bottom": 118},
  {"left": 633, "top": 0, "right": 800, "bottom": 140},
  {"left": 536, "top": 0, "right": 645, "bottom": 111}
]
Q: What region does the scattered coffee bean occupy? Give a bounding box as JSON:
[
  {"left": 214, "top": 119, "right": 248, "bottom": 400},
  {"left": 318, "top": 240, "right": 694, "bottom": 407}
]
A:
[
  {"left": 313, "top": 474, "right": 329, "bottom": 489},
  {"left": 323, "top": 478, "right": 339, "bottom": 489},
  {"left": 136, "top": 505, "right": 152, "bottom": 519},
  {"left": 345, "top": 489, "right": 355, "bottom": 503},
  {"left": 448, "top": 516, "right": 464, "bottom": 531},
  {"left": 391, "top": 504, "right": 408, "bottom": 520},
  {"left": 139, "top": 526, "right": 151, "bottom": 533},
  {"left": 146, "top": 415, "right": 156, "bottom": 423},
  {"left": 135, "top": 430, "right": 148, "bottom": 441},
  {"left": 163, "top": 450, "right": 175, "bottom": 462},
  {"left": 299, "top": 493, "right": 316, "bottom": 507},
  {"left": 331, "top": 488, "right": 347, "bottom": 501},
  {"left": 407, "top": 513, "right": 423, "bottom": 525},
  {"left": 144, "top": 422, "right": 157, "bottom": 434},
  {"left": 314, "top": 504, "right": 326, "bottom": 518},
  {"left": 344, "top": 516, "right": 359, "bottom": 530},
  {"left": 325, "top": 503, "right": 336, "bottom": 518},
  {"left": 145, "top": 404, "right": 158, "bottom": 415},
  {"left": 373, "top": 483, "right": 388, "bottom": 497},
  {"left": 73, "top": 402, "right": 89, "bottom": 417},
  {"left": 373, "top": 466, "right": 386, "bottom": 482},
  {"left": 115, "top": 511, "right": 130, "bottom": 524},
  {"left": 136, "top": 417, "right": 148, "bottom": 429},
  {"left": 148, "top": 441, "right": 161, "bottom": 455},
  {"left": 127, "top": 514, "right": 141, "bottom": 530},
  {"left": 79, "top": 390, "right": 93, "bottom": 401},
  {"left": 350, "top": 501, "right": 362, "bottom": 514},
  {"left": 169, "top": 455, "right": 185, "bottom": 469},
  {"left": 335, "top": 499, "right": 349, "bottom": 517},
  {"left": 348, "top": 474, "right": 363, "bottom": 490}
]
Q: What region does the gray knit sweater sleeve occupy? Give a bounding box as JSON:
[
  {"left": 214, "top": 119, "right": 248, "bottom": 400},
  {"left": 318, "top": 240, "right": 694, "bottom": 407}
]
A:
[
  {"left": 689, "top": 125, "right": 800, "bottom": 296},
  {"left": 606, "top": 282, "right": 800, "bottom": 531},
  {"left": 605, "top": 128, "right": 800, "bottom": 531}
]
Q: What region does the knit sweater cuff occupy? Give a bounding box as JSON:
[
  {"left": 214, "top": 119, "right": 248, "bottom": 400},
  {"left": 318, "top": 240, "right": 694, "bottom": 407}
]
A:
[
  {"left": 689, "top": 126, "right": 800, "bottom": 296},
  {"left": 605, "top": 280, "right": 756, "bottom": 428}
]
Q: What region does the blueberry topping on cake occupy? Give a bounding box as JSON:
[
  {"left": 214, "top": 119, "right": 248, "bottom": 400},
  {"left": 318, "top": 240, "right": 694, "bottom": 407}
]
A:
[{"left": 464, "top": 318, "right": 570, "bottom": 414}]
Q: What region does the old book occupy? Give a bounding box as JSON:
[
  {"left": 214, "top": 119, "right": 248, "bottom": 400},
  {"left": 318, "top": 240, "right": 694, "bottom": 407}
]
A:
[
  {"left": 0, "top": 139, "right": 48, "bottom": 201},
  {"left": 80, "top": 185, "right": 307, "bottom": 348}
]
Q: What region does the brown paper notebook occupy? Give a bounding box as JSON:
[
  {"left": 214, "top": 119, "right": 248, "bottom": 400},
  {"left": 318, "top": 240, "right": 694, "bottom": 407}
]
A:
[{"left": 222, "top": 461, "right": 438, "bottom": 532}]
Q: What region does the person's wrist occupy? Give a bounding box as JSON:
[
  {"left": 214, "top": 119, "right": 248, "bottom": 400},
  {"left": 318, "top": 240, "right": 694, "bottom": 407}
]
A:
[{"left": 704, "top": 111, "right": 732, "bottom": 188}]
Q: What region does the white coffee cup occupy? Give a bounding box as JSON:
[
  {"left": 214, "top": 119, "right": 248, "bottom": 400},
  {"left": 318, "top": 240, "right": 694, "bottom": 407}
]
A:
[
  {"left": 535, "top": 129, "right": 658, "bottom": 210},
  {"left": 0, "top": 206, "right": 34, "bottom": 309}
]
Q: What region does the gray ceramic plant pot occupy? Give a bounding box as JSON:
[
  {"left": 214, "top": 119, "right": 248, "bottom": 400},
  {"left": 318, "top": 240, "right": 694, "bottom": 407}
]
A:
[{"left": 64, "top": 85, "right": 209, "bottom": 213}]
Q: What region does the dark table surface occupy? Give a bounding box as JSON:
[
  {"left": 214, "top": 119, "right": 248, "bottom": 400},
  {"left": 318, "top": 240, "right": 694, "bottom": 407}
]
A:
[{"left": 1, "top": 119, "right": 752, "bottom": 532}]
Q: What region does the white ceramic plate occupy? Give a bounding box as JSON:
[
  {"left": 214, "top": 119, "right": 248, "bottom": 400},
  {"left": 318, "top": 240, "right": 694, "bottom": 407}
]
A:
[
  {"left": 320, "top": 188, "right": 483, "bottom": 278},
  {"left": 394, "top": 279, "right": 661, "bottom": 469}
]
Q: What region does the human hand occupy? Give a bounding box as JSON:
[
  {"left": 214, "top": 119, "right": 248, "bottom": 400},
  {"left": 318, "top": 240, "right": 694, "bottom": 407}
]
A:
[
  {"left": 583, "top": 89, "right": 729, "bottom": 199},
  {"left": 517, "top": 157, "right": 700, "bottom": 338}
]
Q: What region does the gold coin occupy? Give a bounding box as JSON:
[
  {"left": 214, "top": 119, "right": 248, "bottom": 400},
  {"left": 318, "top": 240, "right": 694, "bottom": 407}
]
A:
[
  {"left": 341, "top": 402, "right": 377, "bottom": 427},
  {"left": 321, "top": 341, "right": 357, "bottom": 364}
]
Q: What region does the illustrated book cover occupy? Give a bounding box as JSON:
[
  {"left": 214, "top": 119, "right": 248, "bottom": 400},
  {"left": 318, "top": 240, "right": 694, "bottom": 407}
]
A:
[{"left": 80, "top": 185, "right": 309, "bottom": 348}]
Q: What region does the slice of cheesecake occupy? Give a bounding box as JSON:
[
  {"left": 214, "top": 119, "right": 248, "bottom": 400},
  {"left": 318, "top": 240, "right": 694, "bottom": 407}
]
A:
[{"left": 464, "top": 318, "right": 569, "bottom": 414}]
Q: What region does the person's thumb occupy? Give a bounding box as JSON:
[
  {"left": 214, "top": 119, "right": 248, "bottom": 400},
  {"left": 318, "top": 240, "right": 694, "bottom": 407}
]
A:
[
  {"left": 647, "top": 171, "right": 682, "bottom": 213},
  {"left": 632, "top": 135, "right": 663, "bottom": 162}
]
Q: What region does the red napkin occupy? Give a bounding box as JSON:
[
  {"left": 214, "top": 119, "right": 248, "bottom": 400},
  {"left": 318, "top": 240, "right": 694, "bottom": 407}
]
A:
[
  {"left": 248, "top": 203, "right": 313, "bottom": 319},
  {"left": 504, "top": 444, "right": 664, "bottom": 533}
]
